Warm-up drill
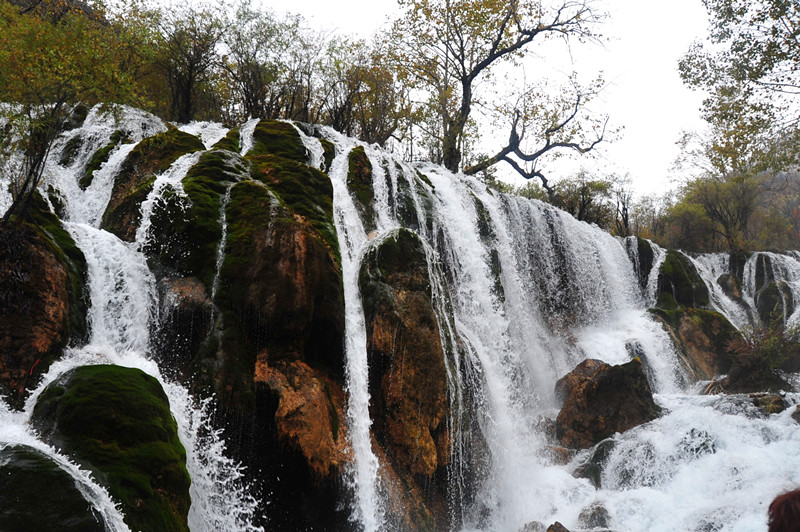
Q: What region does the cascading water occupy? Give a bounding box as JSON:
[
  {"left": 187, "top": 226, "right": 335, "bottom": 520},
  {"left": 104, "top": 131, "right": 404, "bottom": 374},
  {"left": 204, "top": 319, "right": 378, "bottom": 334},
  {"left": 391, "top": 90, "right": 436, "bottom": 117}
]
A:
[
  {"left": 0, "top": 105, "right": 261, "bottom": 531},
  {"left": 304, "top": 124, "right": 800, "bottom": 531},
  {"left": 3, "top": 106, "right": 800, "bottom": 531}
]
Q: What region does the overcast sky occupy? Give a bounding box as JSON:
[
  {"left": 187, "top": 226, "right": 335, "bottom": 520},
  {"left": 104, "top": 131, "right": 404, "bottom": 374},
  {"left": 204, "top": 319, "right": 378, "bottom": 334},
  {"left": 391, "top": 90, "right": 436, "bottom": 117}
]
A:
[{"left": 259, "top": 0, "right": 710, "bottom": 197}]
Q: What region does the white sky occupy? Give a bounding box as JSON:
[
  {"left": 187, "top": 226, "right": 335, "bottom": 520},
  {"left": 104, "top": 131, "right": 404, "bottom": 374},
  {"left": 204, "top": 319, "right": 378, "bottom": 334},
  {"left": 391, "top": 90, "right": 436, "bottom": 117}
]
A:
[{"left": 259, "top": 0, "right": 710, "bottom": 197}]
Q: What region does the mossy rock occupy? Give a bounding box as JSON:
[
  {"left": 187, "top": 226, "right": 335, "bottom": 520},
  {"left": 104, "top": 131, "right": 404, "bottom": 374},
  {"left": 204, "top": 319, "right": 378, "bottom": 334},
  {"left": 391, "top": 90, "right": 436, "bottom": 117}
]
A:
[
  {"left": 755, "top": 280, "right": 794, "bottom": 326},
  {"left": 0, "top": 196, "right": 88, "bottom": 406},
  {"left": 655, "top": 250, "right": 709, "bottom": 310},
  {"left": 635, "top": 237, "right": 655, "bottom": 293},
  {"left": 358, "top": 228, "right": 449, "bottom": 527},
  {"left": 101, "top": 128, "right": 204, "bottom": 240},
  {"left": 471, "top": 194, "right": 504, "bottom": 302},
  {"left": 347, "top": 146, "right": 376, "bottom": 232},
  {"left": 247, "top": 119, "right": 307, "bottom": 162},
  {"left": 753, "top": 253, "right": 774, "bottom": 293},
  {"left": 320, "top": 138, "right": 335, "bottom": 171},
  {"left": 59, "top": 135, "right": 84, "bottom": 167},
  {"left": 29, "top": 194, "right": 89, "bottom": 345},
  {"left": 250, "top": 154, "right": 340, "bottom": 265},
  {"left": 212, "top": 125, "right": 240, "bottom": 152},
  {"left": 220, "top": 180, "right": 344, "bottom": 376},
  {"left": 0, "top": 445, "right": 104, "bottom": 531},
  {"left": 101, "top": 176, "right": 155, "bottom": 242},
  {"left": 79, "top": 130, "right": 128, "bottom": 190},
  {"left": 147, "top": 150, "right": 247, "bottom": 289},
  {"left": 31, "top": 365, "right": 191, "bottom": 532}
]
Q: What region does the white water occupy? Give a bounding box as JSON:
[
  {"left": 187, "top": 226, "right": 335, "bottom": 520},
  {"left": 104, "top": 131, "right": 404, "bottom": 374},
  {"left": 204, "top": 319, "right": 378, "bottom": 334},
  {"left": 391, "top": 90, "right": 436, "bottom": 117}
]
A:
[
  {"left": 319, "top": 127, "right": 386, "bottom": 531},
  {"left": 309, "top": 131, "right": 800, "bottom": 530},
  {"left": 4, "top": 108, "right": 800, "bottom": 531},
  {"left": 0, "top": 105, "right": 261, "bottom": 531},
  {"left": 179, "top": 121, "right": 230, "bottom": 149}
]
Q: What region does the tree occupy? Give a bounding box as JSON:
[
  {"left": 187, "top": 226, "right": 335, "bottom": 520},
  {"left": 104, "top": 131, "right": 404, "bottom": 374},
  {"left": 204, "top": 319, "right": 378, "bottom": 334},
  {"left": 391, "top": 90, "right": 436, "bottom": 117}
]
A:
[
  {"left": 152, "top": 3, "right": 225, "bottom": 123},
  {"left": 389, "top": 0, "right": 604, "bottom": 174},
  {"left": 549, "top": 170, "right": 613, "bottom": 228},
  {"left": 679, "top": 0, "right": 800, "bottom": 174},
  {"left": 0, "top": 0, "right": 146, "bottom": 223}
]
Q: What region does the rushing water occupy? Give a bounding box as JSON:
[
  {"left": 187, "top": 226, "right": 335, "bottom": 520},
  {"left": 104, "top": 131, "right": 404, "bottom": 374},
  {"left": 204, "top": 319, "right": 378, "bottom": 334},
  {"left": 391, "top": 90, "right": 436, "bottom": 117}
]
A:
[
  {"left": 0, "top": 105, "right": 261, "bottom": 531},
  {"left": 298, "top": 124, "right": 800, "bottom": 531},
  {"left": 3, "top": 107, "right": 800, "bottom": 531}
]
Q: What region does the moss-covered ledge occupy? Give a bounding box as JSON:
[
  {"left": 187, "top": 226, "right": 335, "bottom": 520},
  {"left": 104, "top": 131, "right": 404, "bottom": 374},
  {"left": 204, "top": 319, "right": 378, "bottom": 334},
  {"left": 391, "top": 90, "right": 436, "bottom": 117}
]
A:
[{"left": 31, "top": 365, "right": 191, "bottom": 532}]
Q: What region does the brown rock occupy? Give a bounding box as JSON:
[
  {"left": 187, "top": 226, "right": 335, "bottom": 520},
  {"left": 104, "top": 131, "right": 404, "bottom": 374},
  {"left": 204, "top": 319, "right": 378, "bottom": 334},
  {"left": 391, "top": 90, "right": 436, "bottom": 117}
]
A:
[
  {"left": 556, "top": 358, "right": 661, "bottom": 450},
  {"left": 652, "top": 308, "right": 736, "bottom": 381},
  {"left": 555, "top": 358, "right": 605, "bottom": 404},
  {"left": 751, "top": 393, "right": 786, "bottom": 414},
  {"left": 0, "top": 223, "right": 71, "bottom": 402},
  {"left": 547, "top": 522, "right": 571, "bottom": 532},
  {"left": 360, "top": 229, "right": 449, "bottom": 479},
  {"left": 254, "top": 357, "right": 348, "bottom": 480}
]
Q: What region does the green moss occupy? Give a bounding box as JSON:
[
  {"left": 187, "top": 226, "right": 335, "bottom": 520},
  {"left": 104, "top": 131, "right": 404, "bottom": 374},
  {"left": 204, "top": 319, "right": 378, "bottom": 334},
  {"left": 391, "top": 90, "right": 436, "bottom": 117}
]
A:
[
  {"left": 101, "top": 176, "right": 156, "bottom": 242},
  {"left": 59, "top": 135, "right": 83, "bottom": 167},
  {"left": 656, "top": 250, "right": 709, "bottom": 309},
  {"left": 101, "top": 128, "right": 203, "bottom": 239},
  {"left": 347, "top": 146, "right": 375, "bottom": 231},
  {"left": 416, "top": 171, "right": 434, "bottom": 189},
  {"left": 80, "top": 130, "right": 127, "bottom": 190},
  {"left": 251, "top": 154, "right": 340, "bottom": 266},
  {"left": 31, "top": 365, "right": 191, "bottom": 532},
  {"left": 29, "top": 194, "right": 88, "bottom": 346},
  {"left": 0, "top": 445, "right": 104, "bottom": 531},
  {"left": 247, "top": 119, "right": 306, "bottom": 162},
  {"left": 320, "top": 138, "right": 335, "bottom": 171},
  {"left": 212, "top": 126, "right": 241, "bottom": 152},
  {"left": 121, "top": 127, "right": 204, "bottom": 179}
]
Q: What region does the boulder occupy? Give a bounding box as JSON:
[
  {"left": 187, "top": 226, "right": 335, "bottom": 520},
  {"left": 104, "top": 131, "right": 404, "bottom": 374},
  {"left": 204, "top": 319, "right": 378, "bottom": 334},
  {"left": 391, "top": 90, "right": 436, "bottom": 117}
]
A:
[
  {"left": 718, "top": 351, "right": 790, "bottom": 393},
  {"left": 751, "top": 393, "right": 786, "bottom": 414},
  {"left": 755, "top": 280, "right": 794, "bottom": 326},
  {"left": 0, "top": 209, "right": 87, "bottom": 406},
  {"left": 651, "top": 308, "right": 737, "bottom": 381},
  {"left": 0, "top": 445, "right": 103, "bottom": 531},
  {"left": 359, "top": 228, "right": 450, "bottom": 528},
  {"left": 31, "top": 365, "right": 191, "bottom": 532},
  {"left": 556, "top": 358, "right": 661, "bottom": 449}
]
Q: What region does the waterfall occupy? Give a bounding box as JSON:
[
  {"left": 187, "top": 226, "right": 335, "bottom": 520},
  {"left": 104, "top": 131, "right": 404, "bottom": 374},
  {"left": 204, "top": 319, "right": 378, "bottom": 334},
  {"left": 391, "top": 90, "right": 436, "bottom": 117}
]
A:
[
  {"left": 312, "top": 134, "right": 799, "bottom": 530},
  {"left": 0, "top": 105, "right": 261, "bottom": 531},
  {"left": 320, "top": 128, "right": 386, "bottom": 531},
  {"left": 3, "top": 108, "right": 799, "bottom": 531}
]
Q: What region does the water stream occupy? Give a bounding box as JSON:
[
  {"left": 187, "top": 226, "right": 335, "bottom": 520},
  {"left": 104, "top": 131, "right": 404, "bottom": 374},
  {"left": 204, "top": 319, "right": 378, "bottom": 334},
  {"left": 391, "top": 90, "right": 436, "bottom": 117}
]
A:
[{"left": 2, "top": 107, "right": 799, "bottom": 531}]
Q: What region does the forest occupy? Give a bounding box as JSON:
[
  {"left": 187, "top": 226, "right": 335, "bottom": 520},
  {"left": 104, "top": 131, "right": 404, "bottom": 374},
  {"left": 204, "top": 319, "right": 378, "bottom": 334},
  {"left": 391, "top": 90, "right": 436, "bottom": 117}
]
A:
[{"left": 1, "top": 0, "right": 799, "bottom": 252}]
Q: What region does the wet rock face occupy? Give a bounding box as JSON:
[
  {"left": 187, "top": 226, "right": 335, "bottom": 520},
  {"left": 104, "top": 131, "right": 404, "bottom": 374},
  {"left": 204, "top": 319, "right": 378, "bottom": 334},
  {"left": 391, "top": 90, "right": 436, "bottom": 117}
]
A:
[
  {"left": 255, "top": 358, "right": 348, "bottom": 479},
  {"left": 101, "top": 128, "right": 204, "bottom": 242},
  {"left": 359, "top": 228, "right": 450, "bottom": 529},
  {"left": 253, "top": 358, "right": 352, "bottom": 531},
  {"left": 556, "top": 358, "right": 661, "bottom": 450},
  {"left": 156, "top": 276, "right": 213, "bottom": 380},
  {"left": 652, "top": 308, "right": 737, "bottom": 381},
  {"left": 30, "top": 365, "right": 191, "bottom": 532},
  {"left": 0, "top": 217, "right": 86, "bottom": 406},
  {"left": 360, "top": 229, "right": 449, "bottom": 479},
  {"left": 656, "top": 250, "right": 709, "bottom": 310},
  {"left": 0, "top": 445, "right": 104, "bottom": 531}
]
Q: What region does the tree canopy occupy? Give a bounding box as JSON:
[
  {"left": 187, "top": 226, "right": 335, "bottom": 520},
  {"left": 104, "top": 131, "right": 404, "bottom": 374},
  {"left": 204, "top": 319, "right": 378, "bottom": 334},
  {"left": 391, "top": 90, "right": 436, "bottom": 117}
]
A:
[{"left": 0, "top": 0, "right": 147, "bottom": 222}]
